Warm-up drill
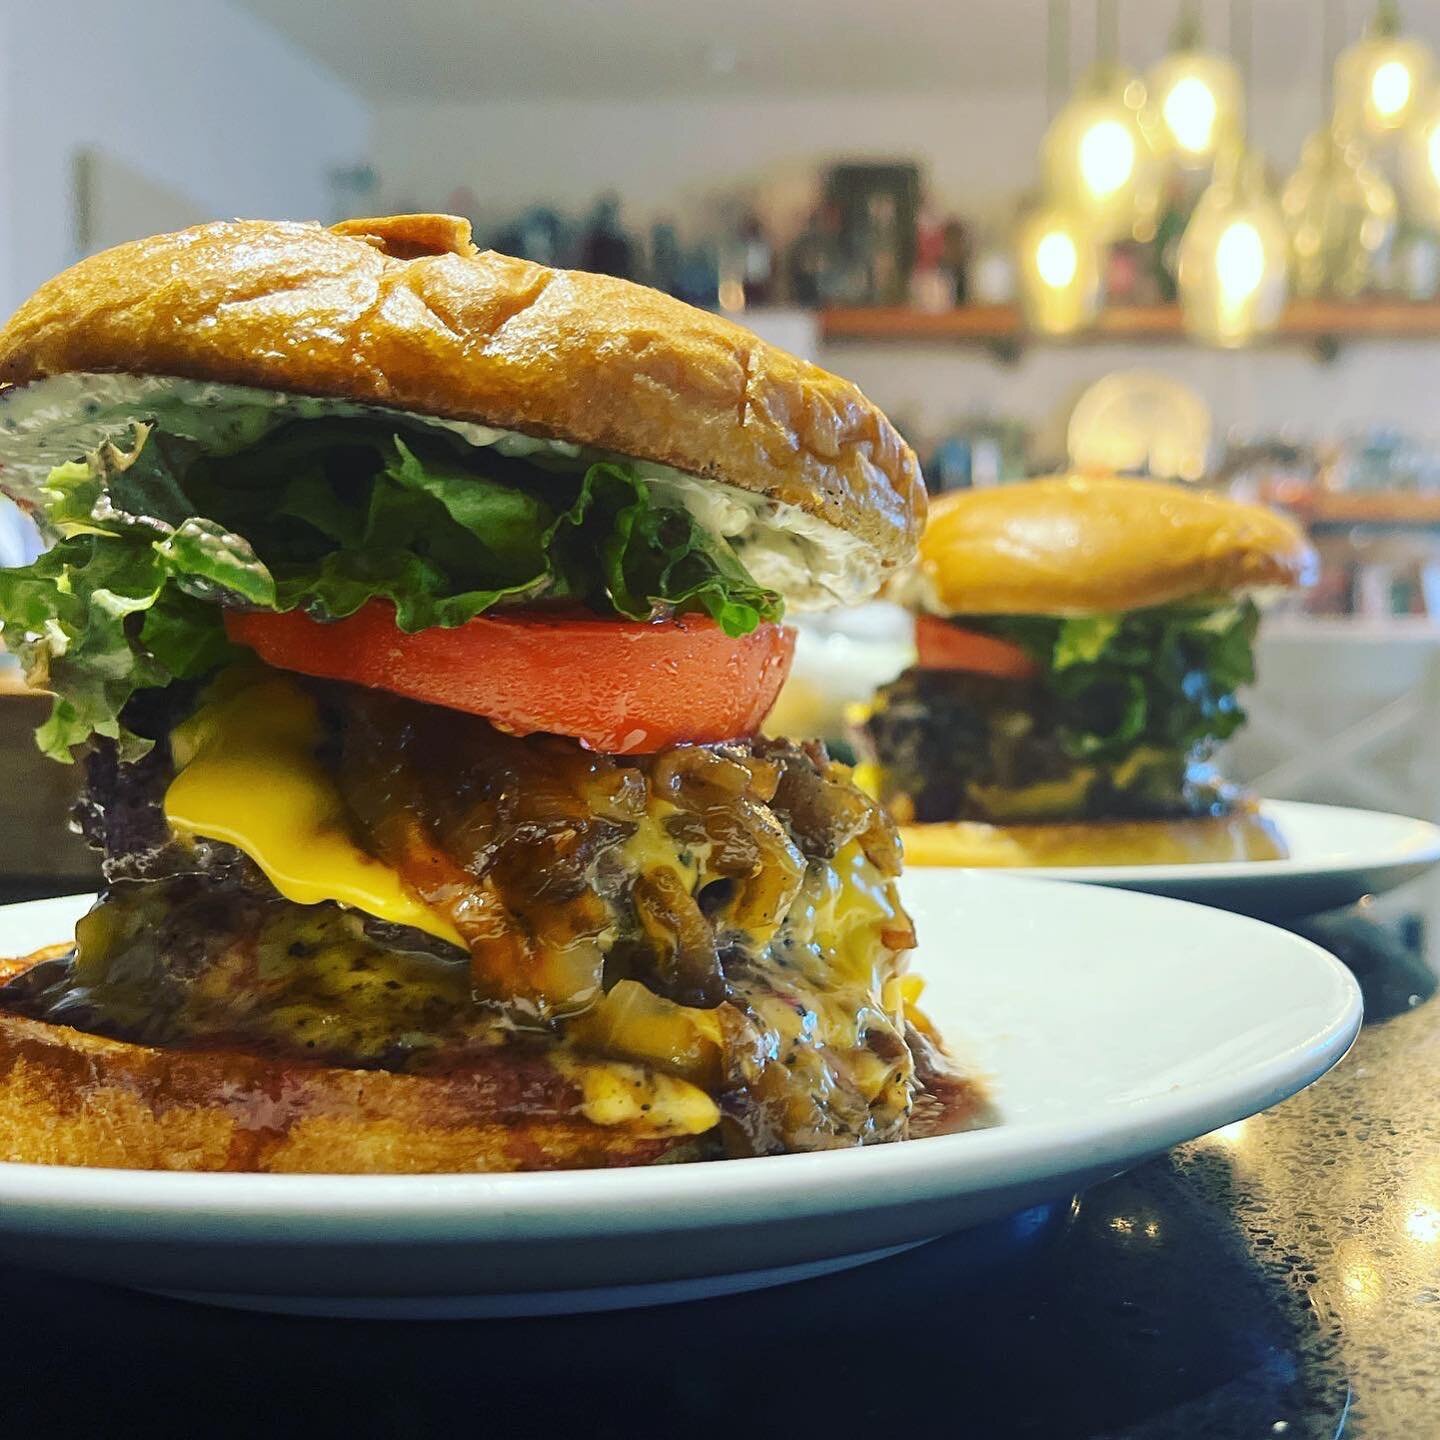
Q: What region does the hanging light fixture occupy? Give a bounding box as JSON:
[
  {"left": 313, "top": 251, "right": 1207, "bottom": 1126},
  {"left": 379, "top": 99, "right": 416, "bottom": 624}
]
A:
[
  {"left": 1043, "top": 73, "right": 1156, "bottom": 240},
  {"left": 1177, "top": 0, "right": 1287, "bottom": 346},
  {"left": 1017, "top": 0, "right": 1102, "bottom": 335},
  {"left": 1282, "top": 130, "right": 1397, "bottom": 297},
  {"left": 1142, "top": 3, "right": 1244, "bottom": 168},
  {"left": 1041, "top": 0, "right": 1156, "bottom": 241},
  {"left": 1016, "top": 200, "right": 1103, "bottom": 334},
  {"left": 1334, "top": 0, "right": 1434, "bottom": 141},
  {"left": 1179, "top": 147, "right": 1290, "bottom": 345},
  {"left": 1282, "top": 5, "right": 1397, "bottom": 299}
]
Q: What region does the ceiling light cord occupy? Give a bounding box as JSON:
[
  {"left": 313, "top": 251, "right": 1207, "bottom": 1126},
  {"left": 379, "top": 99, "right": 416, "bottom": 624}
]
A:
[
  {"left": 1324, "top": 0, "right": 1342, "bottom": 114},
  {"left": 1172, "top": 0, "right": 1203, "bottom": 51},
  {"left": 1230, "top": 0, "right": 1254, "bottom": 110},
  {"left": 1048, "top": 0, "right": 1070, "bottom": 123},
  {"left": 1097, "top": 0, "right": 1119, "bottom": 69},
  {"left": 1372, "top": 0, "right": 1402, "bottom": 39}
]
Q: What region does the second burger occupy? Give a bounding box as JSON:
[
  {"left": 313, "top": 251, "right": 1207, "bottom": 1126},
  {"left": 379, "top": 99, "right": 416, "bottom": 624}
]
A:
[{"left": 857, "top": 474, "right": 1314, "bottom": 868}]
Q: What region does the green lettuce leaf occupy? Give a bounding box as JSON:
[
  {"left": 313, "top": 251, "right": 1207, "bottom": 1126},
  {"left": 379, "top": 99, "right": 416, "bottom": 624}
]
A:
[
  {"left": 0, "top": 532, "right": 239, "bottom": 762},
  {"left": 1052, "top": 615, "right": 1121, "bottom": 669},
  {"left": 0, "top": 419, "right": 782, "bottom": 759},
  {"left": 974, "top": 599, "right": 1260, "bottom": 762}
]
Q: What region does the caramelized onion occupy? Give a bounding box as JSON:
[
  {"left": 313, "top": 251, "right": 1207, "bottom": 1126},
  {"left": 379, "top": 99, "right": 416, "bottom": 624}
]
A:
[{"left": 329, "top": 686, "right": 917, "bottom": 1130}]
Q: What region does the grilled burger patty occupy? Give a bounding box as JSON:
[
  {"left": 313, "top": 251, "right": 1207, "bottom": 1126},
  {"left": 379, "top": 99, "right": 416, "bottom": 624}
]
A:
[
  {"left": 862, "top": 666, "right": 1233, "bottom": 826},
  {"left": 3, "top": 674, "right": 945, "bottom": 1156}
]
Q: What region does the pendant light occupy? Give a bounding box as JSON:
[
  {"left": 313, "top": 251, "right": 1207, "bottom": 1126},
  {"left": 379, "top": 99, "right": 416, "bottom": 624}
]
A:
[
  {"left": 1282, "top": 130, "right": 1397, "bottom": 296},
  {"left": 1334, "top": 0, "right": 1434, "bottom": 141},
  {"left": 1179, "top": 146, "right": 1290, "bottom": 345},
  {"left": 1017, "top": 1, "right": 1102, "bottom": 335},
  {"left": 1282, "top": 6, "right": 1396, "bottom": 299},
  {"left": 1041, "top": 0, "right": 1156, "bottom": 241},
  {"left": 1016, "top": 200, "right": 1103, "bottom": 335},
  {"left": 1177, "top": 1, "right": 1288, "bottom": 345},
  {"left": 1143, "top": 3, "right": 1244, "bottom": 168}
]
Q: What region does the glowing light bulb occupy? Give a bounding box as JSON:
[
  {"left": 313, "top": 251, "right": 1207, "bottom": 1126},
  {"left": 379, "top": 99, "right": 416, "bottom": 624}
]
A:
[
  {"left": 1163, "top": 75, "right": 1219, "bottom": 155},
  {"left": 1144, "top": 49, "right": 1242, "bottom": 168},
  {"left": 1336, "top": 30, "right": 1433, "bottom": 138},
  {"left": 1179, "top": 149, "right": 1289, "bottom": 346},
  {"left": 1371, "top": 58, "right": 1413, "bottom": 120},
  {"left": 1217, "top": 221, "right": 1265, "bottom": 301},
  {"left": 1043, "top": 67, "right": 1157, "bottom": 240},
  {"left": 1079, "top": 119, "right": 1136, "bottom": 199},
  {"left": 1016, "top": 202, "right": 1101, "bottom": 335},
  {"left": 1035, "top": 230, "right": 1078, "bottom": 288}
]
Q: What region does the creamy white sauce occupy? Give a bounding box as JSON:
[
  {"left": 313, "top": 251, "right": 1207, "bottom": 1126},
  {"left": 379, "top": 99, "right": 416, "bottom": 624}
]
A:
[{"left": 0, "top": 372, "right": 882, "bottom": 611}]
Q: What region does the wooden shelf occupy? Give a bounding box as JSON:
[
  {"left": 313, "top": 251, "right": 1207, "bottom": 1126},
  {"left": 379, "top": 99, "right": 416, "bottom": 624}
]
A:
[
  {"left": 1309, "top": 492, "right": 1440, "bottom": 526},
  {"left": 819, "top": 300, "right": 1440, "bottom": 352}
]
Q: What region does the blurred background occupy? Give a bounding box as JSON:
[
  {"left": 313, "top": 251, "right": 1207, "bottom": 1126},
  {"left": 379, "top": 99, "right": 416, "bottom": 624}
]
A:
[{"left": 7, "top": 0, "right": 1440, "bottom": 917}]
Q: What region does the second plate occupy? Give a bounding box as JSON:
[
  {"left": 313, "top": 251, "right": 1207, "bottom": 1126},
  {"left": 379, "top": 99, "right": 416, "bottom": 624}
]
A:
[{"left": 922, "top": 799, "right": 1440, "bottom": 918}]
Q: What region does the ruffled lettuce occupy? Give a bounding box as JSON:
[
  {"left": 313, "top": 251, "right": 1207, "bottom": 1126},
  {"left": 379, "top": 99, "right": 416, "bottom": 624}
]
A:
[
  {"left": 972, "top": 600, "right": 1260, "bottom": 761},
  {"left": 0, "top": 421, "right": 781, "bottom": 760}
]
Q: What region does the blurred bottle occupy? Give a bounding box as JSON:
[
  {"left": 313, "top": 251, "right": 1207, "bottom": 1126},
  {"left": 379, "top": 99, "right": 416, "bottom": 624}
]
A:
[
  {"left": 675, "top": 240, "right": 720, "bottom": 310},
  {"left": 940, "top": 217, "right": 972, "bottom": 306},
  {"left": 970, "top": 227, "right": 1018, "bottom": 304},
  {"left": 927, "top": 434, "right": 972, "bottom": 492},
  {"left": 925, "top": 419, "right": 1029, "bottom": 493},
  {"left": 738, "top": 212, "right": 775, "bottom": 306},
  {"left": 861, "top": 191, "right": 906, "bottom": 304},
  {"left": 649, "top": 220, "right": 683, "bottom": 296},
  {"left": 908, "top": 206, "right": 955, "bottom": 312},
  {"left": 786, "top": 202, "right": 843, "bottom": 308},
  {"left": 581, "top": 193, "right": 637, "bottom": 280},
  {"left": 1105, "top": 240, "right": 1146, "bottom": 304},
  {"left": 1151, "top": 173, "right": 1201, "bottom": 303}
]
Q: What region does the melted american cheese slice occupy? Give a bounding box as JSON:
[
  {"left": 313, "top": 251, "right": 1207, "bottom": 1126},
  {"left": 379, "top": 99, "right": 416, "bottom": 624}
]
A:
[{"left": 163, "top": 675, "right": 466, "bottom": 948}]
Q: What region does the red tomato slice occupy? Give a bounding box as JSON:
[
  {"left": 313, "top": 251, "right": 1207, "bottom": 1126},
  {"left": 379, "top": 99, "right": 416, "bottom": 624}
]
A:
[
  {"left": 223, "top": 604, "right": 796, "bottom": 754},
  {"left": 914, "top": 614, "right": 1040, "bottom": 679}
]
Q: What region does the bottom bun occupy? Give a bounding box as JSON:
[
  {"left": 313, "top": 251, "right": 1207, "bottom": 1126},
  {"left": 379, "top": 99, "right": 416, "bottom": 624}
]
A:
[
  {"left": 0, "top": 952, "right": 709, "bottom": 1173},
  {"left": 898, "top": 802, "right": 1286, "bottom": 869}
]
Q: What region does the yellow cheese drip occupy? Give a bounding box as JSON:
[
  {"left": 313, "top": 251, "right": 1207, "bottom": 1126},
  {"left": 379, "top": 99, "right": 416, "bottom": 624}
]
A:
[
  {"left": 554, "top": 1055, "right": 721, "bottom": 1136},
  {"left": 163, "top": 674, "right": 465, "bottom": 948}
]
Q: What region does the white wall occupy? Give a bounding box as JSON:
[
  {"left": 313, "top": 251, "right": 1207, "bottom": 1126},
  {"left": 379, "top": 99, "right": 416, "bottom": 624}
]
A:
[
  {"left": 377, "top": 93, "right": 1049, "bottom": 232},
  {"left": 0, "top": 0, "right": 371, "bottom": 316},
  {"left": 375, "top": 86, "right": 1321, "bottom": 237},
  {"left": 373, "top": 86, "right": 1440, "bottom": 450}
]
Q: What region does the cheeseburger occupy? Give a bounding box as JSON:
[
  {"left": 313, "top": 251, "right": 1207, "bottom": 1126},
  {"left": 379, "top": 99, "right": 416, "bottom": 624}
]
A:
[
  {"left": 0, "top": 214, "right": 974, "bottom": 1172},
  {"left": 857, "top": 475, "right": 1314, "bottom": 868}
]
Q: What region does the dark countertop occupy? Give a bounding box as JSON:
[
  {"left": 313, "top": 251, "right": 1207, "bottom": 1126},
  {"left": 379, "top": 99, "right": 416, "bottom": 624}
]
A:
[{"left": 0, "top": 902, "right": 1436, "bottom": 1440}]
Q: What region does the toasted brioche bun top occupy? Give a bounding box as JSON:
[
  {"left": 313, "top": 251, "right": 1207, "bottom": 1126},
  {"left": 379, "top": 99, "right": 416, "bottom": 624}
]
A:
[
  {"left": 916, "top": 474, "right": 1314, "bottom": 616},
  {"left": 0, "top": 213, "right": 923, "bottom": 572}
]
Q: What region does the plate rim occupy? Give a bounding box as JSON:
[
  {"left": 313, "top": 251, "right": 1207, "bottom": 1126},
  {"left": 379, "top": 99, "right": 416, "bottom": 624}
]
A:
[
  {"left": 0, "top": 878, "right": 1363, "bottom": 1238},
  {"left": 909, "top": 798, "right": 1440, "bottom": 887}
]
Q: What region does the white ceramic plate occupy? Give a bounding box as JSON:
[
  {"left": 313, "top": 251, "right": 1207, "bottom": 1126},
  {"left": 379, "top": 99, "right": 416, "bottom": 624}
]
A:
[
  {"left": 0, "top": 877, "right": 1360, "bottom": 1318},
  {"left": 942, "top": 800, "right": 1440, "bottom": 919}
]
